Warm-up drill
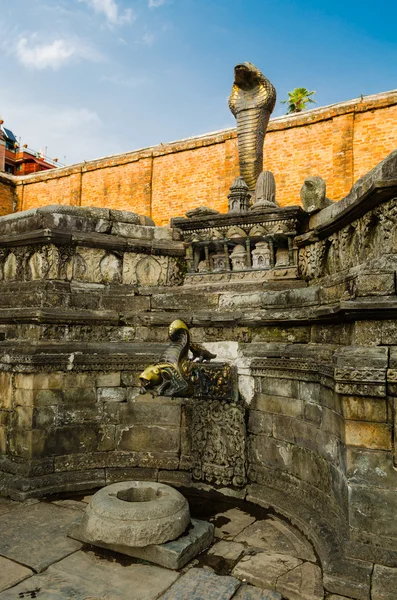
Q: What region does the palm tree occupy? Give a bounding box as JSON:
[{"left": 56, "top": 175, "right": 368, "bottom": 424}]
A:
[{"left": 281, "top": 88, "right": 316, "bottom": 114}]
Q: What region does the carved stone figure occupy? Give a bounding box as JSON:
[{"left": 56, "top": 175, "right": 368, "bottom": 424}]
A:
[
  {"left": 228, "top": 62, "right": 276, "bottom": 191},
  {"left": 252, "top": 241, "right": 271, "bottom": 269},
  {"left": 140, "top": 319, "right": 218, "bottom": 398},
  {"left": 251, "top": 171, "right": 278, "bottom": 210},
  {"left": 300, "top": 176, "right": 332, "bottom": 213},
  {"left": 228, "top": 177, "right": 251, "bottom": 213}
]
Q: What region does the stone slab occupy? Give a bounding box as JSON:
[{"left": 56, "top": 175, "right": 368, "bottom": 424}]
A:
[
  {"left": 0, "top": 557, "right": 33, "bottom": 593},
  {"left": 0, "top": 549, "right": 180, "bottom": 600},
  {"left": 0, "top": 502, "right": 82, "bottom": 572},
  {"left": 372, "top": 564, "right": 397, "bottom": 600},
  {"left": 212, "top": 507, "right": 256, "bottom": 540},
  {"left": 70, "top": 518, "right": 214, "bottom": 570},
  {"left": 276, "top": 561, "right": 324, "bottom": 600},
  {"left": 232, "top": 552, "right": 302, "bottom": 589},
  {"left": 233, "top": 584, "right": 282, "bottom": 600},
  {"left": 0, "top": 498, "right": 18, "bottom": 516},
  {"left": 208, "top": 540, "right": 245, "bottom": 562},
  {"left": 235, "top": 517, "right": 316, "bottom": 562},
  {"left": 158, "top": 568, "right": 240, "bottom": 600}
]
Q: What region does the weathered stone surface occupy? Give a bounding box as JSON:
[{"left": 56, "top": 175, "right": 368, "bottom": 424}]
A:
[
  {"left": 212, "top": 507, "right": 256, "bottom": 540},
  {"left": 345, "top": 421, "right": 391, "bottom": 450},
  {"left": 276, "top": 561, "right": 323, "bottom": 600},
  {"left": 300, "top": 176, "right": 331, "bottom": 214},
  {"left": 0, "top": 549, "right": 180, "bottom": 600},
  {"left": 72, "top": 517, "right": 213, "bottom": 570},
  {"left": 208, "top": 540, "right": 245, "bottom": 562},
  {"left": 159, "top": 567, "right": 240, "bottom": 600},
  {"left": 76, "top": 481, "right": 190, "bottom": 548},
  {"left": 235, "top": 517, "right": 316, "bottom": 562},
  {"left": 0, "top": 557, "right": 33, "bottom": 593},
  {"left": 0, "top": 498, "right": 18, "bottom": 516},
  {"left": 372, "top": 564, "right": 397, "bottom": 600},
  {"left": 0, "top": 502, "right": 81, "bottom": 572},
  {"left": 233, "top": 585, "right": 282, "bottom": 600},
  {"left": 232, "top": 552, "right": 302, "bottom": 589}
]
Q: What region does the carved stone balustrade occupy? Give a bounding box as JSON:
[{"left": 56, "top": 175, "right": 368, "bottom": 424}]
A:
[{"left": 172, "top": 206, "right": 306, "bottom": 285}]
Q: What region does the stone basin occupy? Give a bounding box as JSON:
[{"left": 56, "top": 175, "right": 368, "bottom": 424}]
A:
[{"left": 77, "top": 481, "right": 190, "bottom": 548}]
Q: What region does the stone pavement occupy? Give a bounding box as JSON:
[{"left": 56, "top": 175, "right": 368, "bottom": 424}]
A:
[{"left": 0, "top": 492, "right": 341, "bottom": 600}]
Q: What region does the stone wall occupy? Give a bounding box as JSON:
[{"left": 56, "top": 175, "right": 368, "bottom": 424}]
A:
[
  {"left": 1, "top": 90, "right": 397, "bottom": 224},
  {"left": 3, "top": 149, "right": 397, "bottom": 598}
]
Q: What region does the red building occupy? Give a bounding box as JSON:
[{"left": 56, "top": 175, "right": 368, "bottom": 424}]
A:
[{"left": 0, "top": 121, "right": 61, "bottom": 176}]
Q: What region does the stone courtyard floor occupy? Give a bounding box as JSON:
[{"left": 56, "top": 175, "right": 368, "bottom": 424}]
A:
[{"left": 0, "top": 491, "right": 350, "bottom": 600}]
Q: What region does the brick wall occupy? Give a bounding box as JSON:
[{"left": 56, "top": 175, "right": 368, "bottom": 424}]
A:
[
  {"left": 0, "top": 174, "right": 15, "bottom": 215},
  {"left": 5, "top": 89, "right": 397, "bottom": 225}
]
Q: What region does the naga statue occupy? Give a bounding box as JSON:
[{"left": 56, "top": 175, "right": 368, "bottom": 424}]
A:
[
  {"left": 140, "top": 320, "right": 218, "bottom": 397},
  {"left": 228, "top": 62, "right": 276, "bottom": 192}
]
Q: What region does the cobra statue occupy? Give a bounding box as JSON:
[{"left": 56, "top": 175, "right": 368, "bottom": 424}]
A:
[
  {"left": 139, "top": 320, "right": 216, "bottom": 397},
  {"left": 228, "top": 62, "right": 276, "bottom": 192}
]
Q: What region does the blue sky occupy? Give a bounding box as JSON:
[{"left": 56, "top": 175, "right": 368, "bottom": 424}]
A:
[{"left": 1, "top": 0, "right": 397, "bottom": 165}]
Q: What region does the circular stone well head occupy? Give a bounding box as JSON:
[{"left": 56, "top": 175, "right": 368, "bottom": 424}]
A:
[{"left": 80, "top": 481, "right": 191, "bottom": 548}]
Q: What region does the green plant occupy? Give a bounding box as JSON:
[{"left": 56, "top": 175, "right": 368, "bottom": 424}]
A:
[{"left": 281, "top": 87, "right": 316, "bottom": 114}]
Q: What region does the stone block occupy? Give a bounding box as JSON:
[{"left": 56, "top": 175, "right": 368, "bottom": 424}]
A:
[
  {"left": 129, "top": 401, "right": 181, "bottom": 426},
  {"left": 342, "top": 395, "right": 387, "bottom": 422},
  {"left": 233, "top": 585, "right": 282, "bottom": 600},
  {"left": 117, "top": 425, "right": 180, "bottom": 453},
  {"left": 235, "top": 517, "right": 316, "bottom": 563},
  {"left": 33, "top": 389, "right": 64, "bottom": 407},
  {"left": 0, "top": 556, "right": 33, "bottom": 593},
  {"left": 159, "top": 567, "right": 240, "bottom": 600},
  {"left": 212, "top": 507, "right": 256, "bottom": 540},
  {"left": 346, "top": 448, "right": 397, "bottom": 490},
  {"left": 0, "top": 373, "right": 12, "bottom": 410},
  {"left": 0, "top": 427, "right": 6, "bottom": 454},
  {"left": 304, "top": 402, "right": 323, "bottom": 425},
  {"left": 290, "top": 445, "right": 332, "bottom": 494},
  {"left": 232, "top": 552, "right": 302, "bottom": 589},
  {"left": 254, "top": 394, "right": 302, "bottom": 418},
  {"left": 345, "top": 421, "right": 391, "bottom": 450},
  {"left": 372, "top": 564, "right": 397, "bottom": 600},
  {"left": 258, "top": 378, "right": 299, "bottom": 399},
  {"left": 0, "top": 549, "right": 180, "bottom": 600},
  {"left": 158, "top": 470, "right": 192, "bottom": 486},
  {"left": 98, "top": 425, "right": 116, "bottom": 451},
  {"left": 248, "top": 410, "right": 273, "bottom": 435},
  {"left": 208, "top": 540, "right": 245, "bottom": 562},
  {"left": 349, "top": 484, "right": 397, "bottom": 537},
  {"left": 96, "top": 372, "right": 121, "bottom": 387},
  {"left": 321, "top": 407, "right": 344, "bottom": 438},
  {"left": 97, "top": 387, "right": 126, "bottom": 403},
  {"left": 70, "top": 517, "right": 213, "bottom": 570},
  {"left": 0, "top": 502, "right": 82, "bottom": 572},
  {"left": 56, "top": 425, "right": 101, "bottom": 455},
  {"left": 276, "top": 561, "right": 323, "bottom": 600},
  {"left": 355, "top": 272, "right": 395, "bottom": 297},
  {"left": 249, "top": 436, "right": 292, "bottom": 472},
  {"left": 63, "top": 388, "right": 96, "bottom": 406}
]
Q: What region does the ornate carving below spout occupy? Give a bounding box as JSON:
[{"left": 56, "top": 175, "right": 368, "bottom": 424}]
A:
[{"left": 140, "top": 320, "right": 236, "bottom": 400}]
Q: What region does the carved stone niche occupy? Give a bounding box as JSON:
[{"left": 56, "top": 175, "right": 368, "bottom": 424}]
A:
[
  {"left": 252, "top": 241, "right": 271, "bottom": 269},
  {"left": 212, "top": 252, "right": 227, "bottom": 272},
  {"left": 275, "top": 247, "right": 289, "bottom": 267},
  {"left": 230, "top": 244, "right": 247, "bottom": 271},
  {"left": 228, "top": 177, "right": 251, "bottom": 213}
]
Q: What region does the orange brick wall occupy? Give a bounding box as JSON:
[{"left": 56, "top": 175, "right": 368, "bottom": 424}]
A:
[
  {"left": 0, "top": 175, "right": 15, "bottom": 216},
  {"left": 8, "top": 90, "right": 397, "bottom": 225}
]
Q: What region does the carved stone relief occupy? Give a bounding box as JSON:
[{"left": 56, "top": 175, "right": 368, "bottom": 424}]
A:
[{"left": 191, "top": 398, "right": 246, "bottom": 487}]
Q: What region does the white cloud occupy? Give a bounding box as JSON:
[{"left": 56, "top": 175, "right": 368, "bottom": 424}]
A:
[
  {"left": 148, "top": 0, "right": 167, "bottom": 7},
  {"left": 80, "top": 0, "right": 134, "bottom": 25},
  {"left": 15, "top": 36, "right": 101, "bottom": 70},
  {"left": 142, "top": 32, "right": 155, "bottom": 46},
  {"left": 0, "top": 91, "right": 122, "bottom": 165}
]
